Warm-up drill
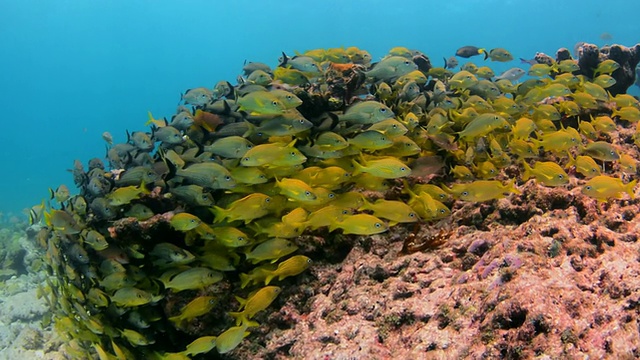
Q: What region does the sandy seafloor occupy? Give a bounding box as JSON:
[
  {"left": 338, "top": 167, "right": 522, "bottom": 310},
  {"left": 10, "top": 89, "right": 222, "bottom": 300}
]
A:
[{"left": 0, "top": 233, "right": 63, "bottom": 359}]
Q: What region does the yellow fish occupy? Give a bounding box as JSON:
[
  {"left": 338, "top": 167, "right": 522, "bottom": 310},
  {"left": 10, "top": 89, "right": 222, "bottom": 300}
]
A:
[
  {"left": 160, "top": 267, "right": 223, "bottom": 293},
  {"left": 275, "top": 178, "right": 317, "bottom": 202},
  {"left": 262, "top": 255, "right": 312, "bottom": 285},
  {"left": 110, "top": 287, "right": 161, "bottom": 308},
  {"left": 582, "top": 175, "right": 636, "bottom": 202},
  {"left": 212, "top": 193, "right": 272, "bottom": 224},
  {"left": 169, "top": 296, "right": 217, "bottom": 326},
  {"left": 229, "top": 286, "right": 282, "bottom": 327},
  {"left": 216, "top": 324, "right": 249, "bottom": 354},
  {"left": 329, "top": 213, "right": 388, "bottom": 235},
  {"left": 245, "top": 238, "right": 298, "bottom": 264},
  {"left": 359, "top": 199, "right": 419, "bottom": 226},
  {"left": 351, "top": 157, "right": 411, "bottom": 179},
  {"left": 443, "top": 179, "right": 520, "bottom": 202},
  {"left": 169, "top": 213, "right": 202, "bottom": 231},
  {"left": 183, "top": 336, "right": 217, "bottom": 357},
  {"left": 522, "top": 161, "right": 569, "bottom": 187}
]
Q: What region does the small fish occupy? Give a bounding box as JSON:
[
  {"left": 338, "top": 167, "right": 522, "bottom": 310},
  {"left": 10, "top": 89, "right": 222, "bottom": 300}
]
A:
[
  {"left": 127, "top": 130, "right": 154, "bottom": 151},
  {"left": 237, "top": 91, "right": 286, "bottom": 116},
  {"left": 49, "top": 184, "right": 71, "bottom": 203},
  {"left": 245, "top": 238, "right": 298, "bottom": 264},
  {"left": 169, "top": 185, "right": 214, "bottom": 207},
  {"left": 169, "top": 296, "right": 217, "bottom": 326},
  {"left": 495, "top": 68, "right": 525, "bottom": 81},
  {"left": 458, "top": 113, "right": 510, "bottom": 140},
  {"left": 169, "top": 213, "right": 203, "bottom": 231},
  {"left": 82, "top": 230, "right": 109, "bottom": 251},
  {"left": 365, "top": 56, "right": 418, "bottom": 81},
  {"left": 582, "top": 175, "right": 636, "bottom": 202},
  {"left": 44, "top": 209, "right": 83, "bottom": 234},
  {"left": 448, "top": 70, "right": 479, "bottom": 91},
  {"left": 107, "top": 183, "right": 150, "bottom": 206},
  {"left": 150, "top": 243, "right": 195, "bottom": 268},
  {"left": 102, "top": 131, "right": 114, "bottom": 145},
  {"left": 351, "top": 156, "right": 411, "bottom": 179},
  {"left": 152, "top": 125, "right": 184, "bottom": 145},
  {"left": 619, "top": 154, "right": 637, "bottom": 174},
  {"left": 230, "top": 166, "right": 268, "bottom": 185},
  {"left": 275, "top": 178, "right": 317, "bottom": 203},
  {"left": 205, "top": 136, "right": 254, "bottom": 159},
  {"left": 359, "top": 199, "right": 419, "bottom": 226},
  {"left": 120, "top": 328, "right": 155, "bottom": 346},
  {"left": 612, "top": 106, "right": 640, "bottom": 122},
  {"left": 348, "top": 130, "right": 393, "bottom": 150},
  {"left": 593, "top": 59, "right": 620, "bottom": 76},
  {"left": 522, "top": 161, "right": 569, "bottom": 187},
  {"left": 329, "top": 213, "right": 388, "bottom": 235},
  {"left": 339, "top": 101, "right": 395, "bottom": 124},
  {"left": 487, "top": 48, "right": 513, "bottom": 62},
  {"left": 111, "top": 287, "right": 160, "bottom": 308},
  {"left": 273, "top": 67, "right": 310, "bottom": 85},
  {"left": 246, "top": 69, "right": 273, "bottom": 85},
  {"left": 160, "top": 267, "right": 223, "bottom": 292},
  {"left": 582, "top": 141, "right": 620, "bottom": 161},
  {"left": 183, "top": 336, "right": 217, "bottom": 357},
  {"left": 229, "top": 286, "right": 282, "bottom": 327},
  {"left": 593, "top": 74, "right": 616, "bottom": 88},
  {"left": 215, "top": 324, "right": 249, "bottom": 354},
  {"left": 124, "top": 203, "right": 154, "bottom": 221},
  {"left": 444, "top": 179, "right": 520, "bottom": 202},
  {"left": 444, "top": 56, "right": 459, "bottom": 69},
  {"left": 212, "top": 193, "right": 272, "bottom": 224},
  {"left": 182, "top": 87, "right": 214, "bottom": 106},
  {"left": 455, "top": 46, "right": 486, "bottom": 58}
]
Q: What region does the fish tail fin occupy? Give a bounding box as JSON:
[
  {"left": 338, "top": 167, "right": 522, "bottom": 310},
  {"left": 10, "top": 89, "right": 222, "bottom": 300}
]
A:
[
  {"left": 626, "top": 180, "right": 637, "bottom": 199},
  {"left": 506, "top": 178, "right": 522, "bottom": 195},
  {"left": 48, "top": 188, "right": 55, "bottom": 200},
  {"left": 44, "top": 211, "right": 52, "bottom": 227},
  {"left": 264, "top": 273, "right": 275, "bottom": 285},
  {"left": 242, "top": 120, "right": 256, "bottom": 138},
  {"left": 401, "top": 179, "right": 418, "bottom": 200},
  {"left": 522, "top": 161, "right": 532, "bottom": 181},
  {"left": 239, "top": 273, "right": 252, "bottom": 289},
  {"left": 210, "top": 206, "right": 226, "bottom": 223},
  {"left": 481, "top": 49, "right": 488, "bottom": 60},
  {"left": 351, "top": 159, "right": 364, "bottom": 177},
  {"left": 228, "top": 311, "right": 246, "bottom": 326},
  {"left": 145, "top": 111, "right": 154, "bottom": 126},
  {"left": 566, "top": 151, "right": 576, "bottom": 168}
]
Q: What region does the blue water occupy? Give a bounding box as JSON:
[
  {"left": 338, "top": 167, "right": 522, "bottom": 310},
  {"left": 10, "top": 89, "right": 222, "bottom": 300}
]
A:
[{"left": 0, "top": 0, "right": 639, "bottom": 216}]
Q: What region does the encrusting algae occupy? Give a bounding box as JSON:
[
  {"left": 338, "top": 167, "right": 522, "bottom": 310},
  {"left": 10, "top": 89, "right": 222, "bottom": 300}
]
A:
[{"left": 28, "top": 42, "right": 640, "bottom": 358}]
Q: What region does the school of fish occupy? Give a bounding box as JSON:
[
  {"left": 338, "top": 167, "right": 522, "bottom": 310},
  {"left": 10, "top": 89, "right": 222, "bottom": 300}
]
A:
[{"left": 32, "top": 43, "right": 640, "bottom": 358}]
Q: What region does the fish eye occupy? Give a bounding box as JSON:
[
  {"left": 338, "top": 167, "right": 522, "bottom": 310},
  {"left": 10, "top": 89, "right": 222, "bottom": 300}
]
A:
[
  {"left": 290, "top": 151, "right": 296, "bottom": 156},
  {"left": 375, "top": 223, "right": 382, "bottom": 228},
  {"left": 305, "top": 191, "right": 311, "bottom": 196},
  {"left": 299, "top": 119, "right": 304, "bottom": 123},
  {"left": 462, "top": 191, "right": 469, "bottom": 196},
  {"left": 287, "top": 95, "right": 293, "bottom": 100},
  {"left": 400, "top": 167, "right": 407, "bottom": 171},
  {"left": 409, "top": 213, "right": 416, "bottom": 218},
  {"left": 585, "top": 186, "right": 592, "bottom": 190},
  {"left": 265, "top": 197, "right": 271, "bottom": 203},
  {"left": 272, "top": 101, "right": 278, "bottom": 106},
  {"left": 243, "top": 157, "right": 249, "bottom": 161},
  {"left": 558, "top": 174, "right": 564, "bottom": 179},
  {"left": 328, "top": 193, "right": 335, "bottom": 198},
  {"left": 404, "top": 61, "right": 410, "bottom": 65},
  {"left": 238, "top": 236, "right": 245, "bottom": 241},
  {"left": 190, "top": 219, "right": 197, "bottom": 224},
  {"left": 380, "top": 108, "right": 387, "bottom": 112},
  {"left": 440, "top": 209, "right": 446, "bottom": 214}
]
